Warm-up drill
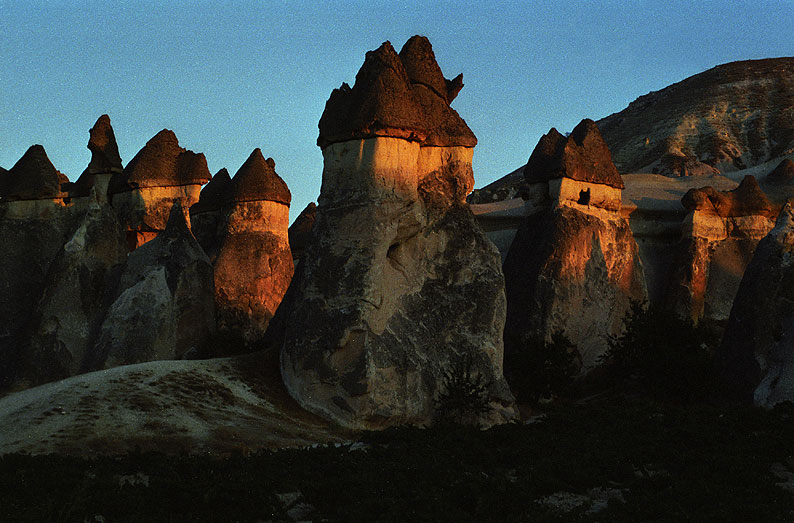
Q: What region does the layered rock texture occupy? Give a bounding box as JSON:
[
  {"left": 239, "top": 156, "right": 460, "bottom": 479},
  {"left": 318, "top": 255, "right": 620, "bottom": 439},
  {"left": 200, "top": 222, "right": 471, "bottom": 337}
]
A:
[
  {"left": 110, "top": 129, "right": 211, "bottom": 250},
  {"left": 668, "top": 176, "right": 777, "bottom": 323},
  {"left": 212, "top": 150, "right": 293, "bottom": 343},
  {"left": 503, "top": 119, "right": 646, "bottom": 371},
  {"left": 597, "top": 58, "right": 794, "bottom": 177},
  {"left": 280, "top": 36, "right": 515, "bottom": 429},
  {"left": 718, "top": 203, "right": 794, "bottom": 406}
]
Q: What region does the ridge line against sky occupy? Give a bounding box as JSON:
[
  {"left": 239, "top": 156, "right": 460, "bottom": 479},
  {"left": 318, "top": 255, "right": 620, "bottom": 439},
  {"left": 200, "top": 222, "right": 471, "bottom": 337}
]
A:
[{"left": 2, "top": 0, "right": 794, "bottom": 222}]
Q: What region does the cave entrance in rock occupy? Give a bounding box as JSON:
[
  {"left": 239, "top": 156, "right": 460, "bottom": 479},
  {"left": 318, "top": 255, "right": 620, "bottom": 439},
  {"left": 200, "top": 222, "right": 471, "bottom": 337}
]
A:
[{"left": 578, "top": 188, "right": 591, "bottom": 205}]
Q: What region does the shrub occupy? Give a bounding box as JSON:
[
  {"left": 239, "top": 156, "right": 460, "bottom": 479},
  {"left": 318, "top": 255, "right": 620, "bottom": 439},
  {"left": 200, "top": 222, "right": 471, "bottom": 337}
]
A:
[
  {"left": 434, "top": 353, "right": 492, "bottom": 425},
  {"left": 505, "top": 331, "right": 579, "bottom": 404},
  {"left": 599, "top": 302, "right": 714, "bottom": 402}
]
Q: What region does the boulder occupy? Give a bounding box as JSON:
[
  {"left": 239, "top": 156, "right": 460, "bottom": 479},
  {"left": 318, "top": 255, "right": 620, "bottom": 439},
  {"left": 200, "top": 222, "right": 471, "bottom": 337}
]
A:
[
  {"left": 212, "top": 149, "right": 293, "bottom": 344},
  {"left": 668, "top": 176, "right": 776, "bottom": 323},
  {"left": 504, "top": 119, "right": 646, "bottom": 371},
  {"left": 86, "top": 202, "right": 215, "bottom": 369},
  {"left": 109, "top": 129, "right": 211, "bottom": 249},
  {"left": 718, "top": 202, "right": 794, "bottom": 406},
  {"left": 280, "top": 37, "right": 515, "bottom": 430}
]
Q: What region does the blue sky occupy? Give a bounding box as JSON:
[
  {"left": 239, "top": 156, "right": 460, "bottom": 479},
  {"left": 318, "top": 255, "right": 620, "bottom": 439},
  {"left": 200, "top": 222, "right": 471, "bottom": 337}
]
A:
[{"left": 2, "top": 0, "right": 794, "bottom": 221}]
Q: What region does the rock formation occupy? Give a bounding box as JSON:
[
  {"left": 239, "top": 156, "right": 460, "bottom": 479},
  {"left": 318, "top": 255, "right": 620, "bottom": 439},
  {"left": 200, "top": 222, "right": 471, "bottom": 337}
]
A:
[
  {"left": 212, "top": 149, "right": 293, "bottom": 343},
  {"left": 69, "top": 115, "right": 123, "bottom": 203},
  {"left": 668, "top": 176, "right": 776, "bottom": 323},
  {"left": 0, "top": 146, "right": 78, "bottom": 390},
  {"left": 767, "top": 159, "right": 794, "bottom": 185},
  {"left": 109, "top": 129, "right": 211, "bottom": 250},
  {"left": 718, "top": 202, "right": 794, "bottom": 406},
  {"left": 189, "top": 167, "right": 232, "bottom": 258},
  {"left": 598, "top": 57, "right": 794, "bottom": 176},
  {"left": 280, "top": 36, "right": 515, "bottom": 429},
  {"left": 503, "top": 119, "right": 646, "bottom": 371},
  {"left": 86, "top": 202, "right": 215, "bottom": 369},
  {"left": 287, "top": 202, "right": 317, "bottom": 263}
]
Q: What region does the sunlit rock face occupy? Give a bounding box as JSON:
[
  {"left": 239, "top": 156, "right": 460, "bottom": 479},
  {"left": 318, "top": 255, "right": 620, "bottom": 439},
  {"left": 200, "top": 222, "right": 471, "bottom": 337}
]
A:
[
  {"left": 503, "top": 119, "right": 646, "bottom": 371},
  {"left": 109, "top": 129, "right": 210, "bottom": 250},
  {"left": 212, "top": 149, "right": 293, "bottom": 343},
  {"left": 598, "top": 58, "right": 794, "bottom": 177},
  {"left": 85, "top": 202, "right": 215, "bottom": 369},
  {"left": 667, "top": 176, "right": 776, "bottom": 324},
  {"left": 717, "top": 203, "right": 794, "bottom": 406},
  {"left": 0, "top": 145, "right": 79, "bottom": 390},
  {"left": 280, "top": 36, "right": 516, "bottom": 430}
]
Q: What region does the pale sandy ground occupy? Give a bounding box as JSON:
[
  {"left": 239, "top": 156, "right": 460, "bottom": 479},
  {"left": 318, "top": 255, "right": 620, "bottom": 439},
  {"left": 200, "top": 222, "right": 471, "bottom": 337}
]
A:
[{"left": 0, "top": 351, "right": 349, "bottom": 456}]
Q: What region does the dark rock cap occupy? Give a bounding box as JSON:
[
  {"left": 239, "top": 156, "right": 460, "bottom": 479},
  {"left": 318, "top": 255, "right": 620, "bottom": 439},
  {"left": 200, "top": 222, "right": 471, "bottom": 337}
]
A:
[
  {"left": 190, "top": 168, "right": 231, "bottom": 215},
  {"left": 767, "top": 159, "right": 794, "bottom": 184},
  {"left": 2, "top": 145, "right": 63, "bottom": 201},
  {"left": 524, "top": 119, "right": 624, "bottom": 189},
  {"left": 226, "top": 149, "right": 291, "bottom": 206},
  {"left": 71, "top": 115, "right": 124, "bottom": 197},
  {"left": 110, "top": 129, "right": 210, "bottom": 194},
  {"left": 682, "top": 175, "right": 775, "bottom": 217},
  {"left": 317, "top": 36, "right": 476, "bottom": 148}
]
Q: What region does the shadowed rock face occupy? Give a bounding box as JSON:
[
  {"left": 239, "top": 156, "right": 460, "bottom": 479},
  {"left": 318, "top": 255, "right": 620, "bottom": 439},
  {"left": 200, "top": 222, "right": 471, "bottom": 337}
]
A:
[
  {"left": 317, "top": 36, "right": 476, "bottom": 149},
  {"left": 288, "top": 202, "right": 317, "bottom": 263},
  {"left": 504, "top": 121, "right": 645, "bottom": 371},
  {"left": 1, "top": 145, "right": 64, "bottom": 201},
  {"left": 281, "top": 36, "right": 515, "bottom": 430},
  {"left": 669, "top": 176, "right": 776, "bottom": 323},
  {"left": 525, "top": 119, "right": 624, "bottom": 189},
  {"left": 86, "top": 202, "right": 215, "bottom": 370},
  {"left": 768, "top": 159, "right": 794, "bottom": 185},
  {"left": 190, "top": 168, "right": 232, "bottom": 258},
  {"left": 598, "top": 57, "right": 794, "bottom": 176},
  {"left": 718, "top": 203, "right": 794, "bottom": 406},
  {"left": 212, "top": 149, "right": 293, "bottom": 344},
  {"left": 71, "top": 115, "right": 124, "bottom": 199}
]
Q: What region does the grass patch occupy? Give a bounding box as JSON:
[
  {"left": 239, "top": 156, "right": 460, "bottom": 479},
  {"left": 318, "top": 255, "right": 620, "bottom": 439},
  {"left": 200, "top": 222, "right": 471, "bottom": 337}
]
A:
[{"left": 3, "top": 395, "right": 794, "bottom": 521}]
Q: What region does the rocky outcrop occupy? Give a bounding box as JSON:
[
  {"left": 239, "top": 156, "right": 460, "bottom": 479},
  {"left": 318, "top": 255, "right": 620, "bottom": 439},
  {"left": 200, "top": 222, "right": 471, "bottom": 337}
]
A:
[
  {"left": 86, "top": 202, "right": 215, "bottom": 369},
  {"left": 288, "top": 202, "right": 317, "bottom": 263},
  {"left": 280, "top": 36, "right": 515, "bottom": 430},
  {"left": 0, "top": 146, "right": 78, "bottom": 390},
  {"left": 668, "top": 176, "right": 776, "bottom": 323},
  {"left": 70, "top": 115, "right": 123, "bottom": 202},
  {"left": 718, "top": 202, "right": 794, "bottom": 406},
  {"left": 503, "top": 119, "right": 646, "bottom": 371},
  {"left": 189, "top": 167, "right": 231, "bottom": 258},
  {"left": 212, "top": 149, "right": 293, "bottom": 343},
  {"left": 598, "top": 57, "right": 794, "bottom": 176},
  {"left": 110, "top": 129, "right": 211, "bottom": 249},
  {"left": 767, "top": 159, "right": 794, "bottom": 185}
]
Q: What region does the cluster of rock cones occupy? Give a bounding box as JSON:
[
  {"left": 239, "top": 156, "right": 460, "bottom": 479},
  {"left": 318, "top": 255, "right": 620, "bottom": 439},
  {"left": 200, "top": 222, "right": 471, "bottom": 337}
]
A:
[{"left": 2, "top": 37, "right": 794, "bottom": 454}]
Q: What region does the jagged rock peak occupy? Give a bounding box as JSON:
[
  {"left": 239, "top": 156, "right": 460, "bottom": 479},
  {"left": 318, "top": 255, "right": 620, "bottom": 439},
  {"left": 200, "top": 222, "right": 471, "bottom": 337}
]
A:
[
  {"left": 682, "top": 175, "right": 775, "bottom": 217},
  {"left": 317, "top": 36, "right": 476, "bottom": 148},
  {"left": 110, "top": 129, "right": 210, "bottom": 193},
  {"left": 524, "top": 119, "right": 624, "bottom": 189},
  {"left": 191, "top": 168, "right": 231, "bottom": 215},
  {"left": 287, "top": 202, "right": 317, "bottom": 260},
  {"left": 226, "top": 148, "right": 291, "bottom": 206},
  {"left": 768, "top": 159, "right": 794, "bottom": 184},
  {"left": 161, "top": 200, "right": 191, "bottom": 239},
  {"left": 2, "top": 144, "right": 63, "bottom": 201},
  {"left": 87, "top": 114, "right": 122, "bottom": 174}
]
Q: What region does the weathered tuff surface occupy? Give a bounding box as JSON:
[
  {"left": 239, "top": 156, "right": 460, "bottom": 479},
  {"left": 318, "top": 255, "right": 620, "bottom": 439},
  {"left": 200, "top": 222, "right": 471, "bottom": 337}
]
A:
[
  {"left": 668, "top": 176, "right": 776, "bottom": 323},
  {"left": 504, "top": 120, "right": 646, "bottom": 370},
  {"left": 598, "top": 57, "right": 794, "bottom": 176},
  {"left": 0, "top": 351, "right": 348, "bottom": 456},
  {"left": 1, "top": 145, "right": 66, "bottom": 201},
  {"left": 718, "top": 203, "right": 794, "bottom": 406},
  {"left": 20, "top": 190, "right": 127, "bottom": 388},
  {"left": 288, "top": 202, "right": 317, "bottom": 263},
  {"left": 281, "top": 36, "right": 515, "bottom": 430},
  {"left": 212, "top": 149, "right": 293, "bottom": 343},
  {"left": 189, "top": 167, "right": 232, "bottom": 258},
  {"left": 110, "top": 129, "right": 211, "bottom": 249},
  {"left": 86, "top": 203, "right": 215, "bottom": 369},
  {"left": 70, "top": 115, "right": 124, "bottom": 199}
]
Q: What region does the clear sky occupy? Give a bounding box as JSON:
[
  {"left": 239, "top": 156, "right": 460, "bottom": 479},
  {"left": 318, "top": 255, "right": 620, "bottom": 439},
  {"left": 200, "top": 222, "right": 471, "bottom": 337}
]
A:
[{"left": 2, "top": 0, "right": 794, "bottom": 222}]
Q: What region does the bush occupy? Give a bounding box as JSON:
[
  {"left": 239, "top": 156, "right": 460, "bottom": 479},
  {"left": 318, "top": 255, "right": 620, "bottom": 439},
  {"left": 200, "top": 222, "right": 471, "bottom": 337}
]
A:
[
  {"left": 434, "top": 353, "right": 492, "bottom": 425},
  {"left": 505, "top": 331, "right": 579, "bottom": 404},
  {"left": 599, "top": 302, "right": 714, "bottom": 402}
]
